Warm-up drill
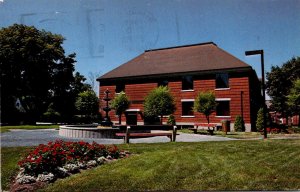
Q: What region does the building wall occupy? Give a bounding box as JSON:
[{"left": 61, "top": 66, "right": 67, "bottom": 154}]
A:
[{"left": 99, "top": 76, "right": 253, "bottom": 131}]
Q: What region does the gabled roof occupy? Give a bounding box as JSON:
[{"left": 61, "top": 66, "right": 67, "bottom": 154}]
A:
[{"left": 98, "top": 42, "right": 251, "bottom": 81}]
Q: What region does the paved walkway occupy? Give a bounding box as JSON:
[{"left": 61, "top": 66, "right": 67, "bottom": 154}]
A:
[{"left": 1, "top": 129, "right": 236, "bottom": 147}]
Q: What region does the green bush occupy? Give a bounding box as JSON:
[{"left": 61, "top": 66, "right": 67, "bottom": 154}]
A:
[
  {"left": 234, "top": 115, "right": 245, "bottom": 132},
  {"left": 256, "top": 108, "right": 264, "bottom": 132},
  {"left": 167, "top": 114, "right": 176, "bottom": 125}
]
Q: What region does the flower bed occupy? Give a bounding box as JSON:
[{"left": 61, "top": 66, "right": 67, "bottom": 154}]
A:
[{"left": 15, "top": 140, "right": 129, "bottom": 186}]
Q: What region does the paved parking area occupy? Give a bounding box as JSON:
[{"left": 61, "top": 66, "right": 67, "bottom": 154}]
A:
[{"left": 1, "top": 129, "right": 236, "bottom": 147}]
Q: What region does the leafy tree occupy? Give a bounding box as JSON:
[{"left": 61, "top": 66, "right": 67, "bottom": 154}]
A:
[
  {"left": 73, "top": 72, "right": 92, "bottom": 96},
  {"left": 286, "top": 79, "right": 300, "bottom": 125},
  {"left": 266, "top": 57, "right": 300, "bottom": 124},
  {"left": 143, "top": 86, "right": 176, "bottom": 125},
  {"left": 0, "top": 24, "right": 78, "bottom": 124},
  {"left": 256, "top": 108, "right": 264, "bottom": 132},
  {"left": 42, "top": 103, "right": 61, "bottom": 123},
  {"left": 110, "top": 92, "right": 130, "bottom": 125},
  {"left": 75, "top": 90, "right": 99, "bottom": 122},
  {"left": 234, "top": 115, "right": 245, "bottom": 132},
  {"left": 194, "top": 91, "right": 217, "bottom": 126}
]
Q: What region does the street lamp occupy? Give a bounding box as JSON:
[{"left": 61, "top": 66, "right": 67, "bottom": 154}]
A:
[{"left": 245, "top": 50, "right": 267, "bottom": 139}]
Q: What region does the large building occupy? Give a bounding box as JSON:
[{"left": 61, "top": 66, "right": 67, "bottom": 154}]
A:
[{"left": 97, "top": 42, "right": 262, "bottom": 131}]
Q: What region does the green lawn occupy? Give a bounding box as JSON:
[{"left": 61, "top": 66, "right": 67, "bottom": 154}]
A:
[
  {"left": 1, "top": 147, "right": 32, "bottom": 190},
  {"left": 2, "top": 139, "right": 299, "bottom": 191},
  {"left": 0, "top": 125, "right": 59, "bottom": 133},
  {"left": 179, "top": 128, "right": 300, "bottom": 139}
]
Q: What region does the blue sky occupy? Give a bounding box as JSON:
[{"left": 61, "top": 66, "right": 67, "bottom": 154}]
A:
[{"left": 1, "top": 0, "right": 299, "bottom": 88}]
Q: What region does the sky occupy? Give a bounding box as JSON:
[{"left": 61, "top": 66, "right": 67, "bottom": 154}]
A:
[{"left": 1, "top": 0, "right": 300, "bottom": 91}]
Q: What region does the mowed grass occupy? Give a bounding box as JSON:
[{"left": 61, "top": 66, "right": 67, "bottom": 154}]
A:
[
  {"left": 38, "top": 139, "right": 300, "bottom": 191},
  {"left": 1, "top": 147, "right": 32, "bottom": 190},
  {"left": 179, "top": 128, "right": 300, "bottom": 139},
  {"left": 1, "top": 140, "right": 299, "bottom": 191},
  {"left": 0, "top": 125, "right": 59, "bottom": 133}
]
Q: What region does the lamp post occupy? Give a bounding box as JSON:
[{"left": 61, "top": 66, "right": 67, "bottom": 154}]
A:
[{"left": 245, "top": 50, "right": 267, "bottom": 139}]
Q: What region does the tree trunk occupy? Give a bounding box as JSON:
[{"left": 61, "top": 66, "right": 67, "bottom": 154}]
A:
[
  {"left": 118, "top": 114, "right": 121, "bottom": 125},
  {"left": 206, "top": 115, "right": 210, "bottom": 130}
]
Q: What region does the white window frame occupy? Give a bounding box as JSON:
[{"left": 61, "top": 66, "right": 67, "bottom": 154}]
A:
[
  {"left": 181, "top": 75, "right": 194, "bottom": 91},
  {"left": 181, "top": 99, "right": 195, "bottom": 117},
  {"left": 215, "top": 98, "right": 231, "bottom": 118}
]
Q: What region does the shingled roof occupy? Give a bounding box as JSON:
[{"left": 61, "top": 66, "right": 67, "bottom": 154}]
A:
[{"left": 98, "top": 42, "right": 251, "bottom": 80}]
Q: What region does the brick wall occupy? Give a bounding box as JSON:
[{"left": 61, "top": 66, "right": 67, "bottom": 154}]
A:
[{"left": 99, "top": 76, "right": 253, "bottom": 130}]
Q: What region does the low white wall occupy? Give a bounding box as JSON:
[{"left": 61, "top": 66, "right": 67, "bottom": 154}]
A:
[{"left": 59, "top": 125, "right": 119, "bottom": 139}]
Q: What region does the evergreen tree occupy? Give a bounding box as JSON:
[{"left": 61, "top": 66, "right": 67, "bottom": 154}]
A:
[
  {"left": 256, "top": 108, "right": 264, "bottom": 132},
  {"left": 234, "top": 115, "right": 245, "bottom": 132}
]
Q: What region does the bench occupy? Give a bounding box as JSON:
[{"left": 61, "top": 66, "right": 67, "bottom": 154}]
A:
[
  {"left": 264, "top": 127, "right": 281, "bottom": 134},
  {"left": 189, "top": 123, "right": 218, "bottom": 135},
  {"left": 115, "top": 125, "right": 177, "bottom": 144}
]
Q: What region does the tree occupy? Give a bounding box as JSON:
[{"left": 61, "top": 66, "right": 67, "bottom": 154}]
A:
[
  {"left": 87, "top": 71, "right": 102, "bottom": 94},
  {"left": 194, "top": 91, "right": 217, "bottom": 128},
  {"left": 0, "top": 24, "right": 77, "bottom": 124},
  {"left": 42, "top": 103, "right": 61, "bottom": 123},
  {"left": 75, "top": 90, "right": 99, "bottom": 123},
  {"left": 73, "top": 72, "right": 92, "bottom": 95},
  {"left": 143, "top": 86, "right": 176, "bottom": 125},
  {"left": 266, "top": 57, "right": 300, "bottom": 124},
  {"left": 110, "top": 92, "right": 130, "bottom": 125},
  {"left": 234, "top": 115, "right": 245, "bottom": 132},
  {"left": 256, "top": 108, "right": 264, "bottom": 132},
  {"left": 286, "top": 79, "right": 300, "bottom": 125}
]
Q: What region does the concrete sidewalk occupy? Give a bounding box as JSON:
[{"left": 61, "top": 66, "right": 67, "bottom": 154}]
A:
[{"left": 1, "top": 129, "right": 236, "bottom": 147}]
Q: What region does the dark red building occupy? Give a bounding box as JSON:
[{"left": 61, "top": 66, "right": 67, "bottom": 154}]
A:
[{"left": 97, "top": 42, "right": 262, "bottom": 131}]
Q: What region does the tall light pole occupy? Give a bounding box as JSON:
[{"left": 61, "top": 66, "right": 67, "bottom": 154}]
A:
[{"left": 245, "top": 50, "right": 267, "bottom": 139}]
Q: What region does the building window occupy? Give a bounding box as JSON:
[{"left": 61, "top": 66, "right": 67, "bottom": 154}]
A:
[
  {"left": 216, "top": 99, "right": 230, "bottom": 116},
  {"left": 158, "top": 80, "right": 168, "bottom": 87},
  {"left": 216, "top": 73, "right": 229, "bottom": 89},
  {"left": 182, "top": 76, "right": 193, "bottom": 90},
  {"left": 115, "top": 84, "right": 125, "bottom": 93},
  {"left": 182, "top": 100, "right": 194, "bottom": 116}
]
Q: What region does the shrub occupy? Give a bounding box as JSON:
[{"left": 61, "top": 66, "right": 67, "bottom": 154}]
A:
[
  {"left": 256, "top": 108, "right": 264, "bottom": 132},
  {"left": 234, "top": 115, "right": 245, "bottom": 132},
  {"left": 167, "top": 114, "right": 176, "bottom": 125}
]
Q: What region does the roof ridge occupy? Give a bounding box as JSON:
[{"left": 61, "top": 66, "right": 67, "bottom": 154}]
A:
[{"left": 145, "top": 42, "right": 217, "bottom": 52}]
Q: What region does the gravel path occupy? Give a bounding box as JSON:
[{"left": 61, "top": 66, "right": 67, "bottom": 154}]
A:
[{"left": 1, "top": 129, "right": 236, "bottom": 147}]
